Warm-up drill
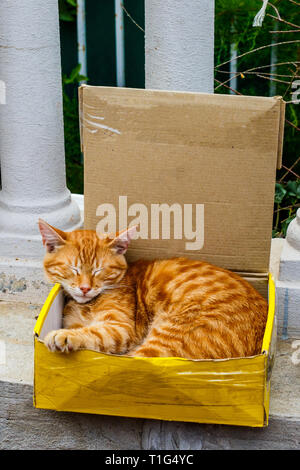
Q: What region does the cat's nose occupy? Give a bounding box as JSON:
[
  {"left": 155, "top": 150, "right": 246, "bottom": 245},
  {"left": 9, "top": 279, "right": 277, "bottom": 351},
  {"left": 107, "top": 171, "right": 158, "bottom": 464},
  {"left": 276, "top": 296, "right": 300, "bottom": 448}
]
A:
[{"left": 80, "top": 286, "right": 91, "bottom": 295}]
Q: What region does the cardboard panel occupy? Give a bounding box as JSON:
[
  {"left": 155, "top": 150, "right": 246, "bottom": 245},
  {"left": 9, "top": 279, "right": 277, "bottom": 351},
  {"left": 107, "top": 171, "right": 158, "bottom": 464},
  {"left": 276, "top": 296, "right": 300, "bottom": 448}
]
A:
[{"left": 81, "top": 86, "right": 285, "bottom": 273}]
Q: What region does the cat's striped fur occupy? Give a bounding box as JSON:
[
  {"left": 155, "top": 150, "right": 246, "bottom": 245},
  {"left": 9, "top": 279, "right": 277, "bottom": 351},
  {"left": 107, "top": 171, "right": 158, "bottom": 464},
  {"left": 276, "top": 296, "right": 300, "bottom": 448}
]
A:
[{"left": 39, "top": 219, "right": 268, "bottom": 359}]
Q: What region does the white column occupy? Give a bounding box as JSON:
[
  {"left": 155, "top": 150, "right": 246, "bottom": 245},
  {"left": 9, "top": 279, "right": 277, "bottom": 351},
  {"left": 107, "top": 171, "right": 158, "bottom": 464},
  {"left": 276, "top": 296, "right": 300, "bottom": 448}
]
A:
[
  {"left": 77, "top": 0, "right": 87, "bottom": 82},
  {"left": 145, "top": 0, "right": 215, "bottom": 93},
  {"left": 277, "top": 209, "right": 300, "bottom": 338},
  {"left": 114, "top": 0, "right": 126, "bottom": 87},
  {"left": 229, "top": 25, "right": 238, "bottom": 95},
  {"left": 0, "top": 0, "right": 82, "bottom": 261}
]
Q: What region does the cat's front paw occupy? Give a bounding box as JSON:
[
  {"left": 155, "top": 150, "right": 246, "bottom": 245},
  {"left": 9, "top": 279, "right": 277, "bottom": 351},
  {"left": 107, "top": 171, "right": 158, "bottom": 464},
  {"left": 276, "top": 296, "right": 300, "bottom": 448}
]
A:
[{"left": 44, "top": 329, "right": 81, "bottom": 353}]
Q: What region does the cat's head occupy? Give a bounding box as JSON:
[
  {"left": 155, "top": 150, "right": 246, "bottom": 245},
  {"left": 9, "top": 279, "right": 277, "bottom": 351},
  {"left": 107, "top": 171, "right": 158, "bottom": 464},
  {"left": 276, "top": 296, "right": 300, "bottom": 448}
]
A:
[{"left": 38, "top": 219, "right": 137, "bottom": 304}]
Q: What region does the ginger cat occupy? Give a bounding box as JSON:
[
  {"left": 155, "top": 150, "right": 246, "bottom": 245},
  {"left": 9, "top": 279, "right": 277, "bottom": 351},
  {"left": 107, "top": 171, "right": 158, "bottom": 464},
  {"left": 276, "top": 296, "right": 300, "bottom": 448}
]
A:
[{"left": 39, "top": 219, "right": 268, "bottom": 359}]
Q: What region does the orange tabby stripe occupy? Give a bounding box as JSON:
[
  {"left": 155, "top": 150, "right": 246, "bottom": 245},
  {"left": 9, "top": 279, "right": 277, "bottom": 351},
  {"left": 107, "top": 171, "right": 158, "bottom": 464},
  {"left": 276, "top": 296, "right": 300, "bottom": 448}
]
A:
[{"left": 42, "top": 228, "right": 268, "bottom": 359}]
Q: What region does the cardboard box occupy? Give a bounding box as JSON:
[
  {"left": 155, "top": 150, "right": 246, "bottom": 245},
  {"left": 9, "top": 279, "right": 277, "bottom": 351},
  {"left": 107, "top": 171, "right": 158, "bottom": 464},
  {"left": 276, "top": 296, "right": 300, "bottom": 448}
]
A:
[
  {"left": 34, "top": 86, "right": 284, "bottom": 426},
  {"left": 81, "top": 86, "right": 284, "bottom": 277},
  {"left": 34, "top": 276, "right": 276, "bottom": 427}
]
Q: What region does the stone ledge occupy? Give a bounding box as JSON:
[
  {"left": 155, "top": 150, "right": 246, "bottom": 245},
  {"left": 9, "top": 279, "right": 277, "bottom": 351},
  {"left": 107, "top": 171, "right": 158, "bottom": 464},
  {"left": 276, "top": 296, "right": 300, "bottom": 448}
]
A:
[
  {"left": 0, "top": 257, "right": 49, "bottom": 305},
  {"left": 0, "top": 380, "right": 299, "bottom": 450},
  {"left": 0, "top": 299, "right": 299, "bottom": 450}
]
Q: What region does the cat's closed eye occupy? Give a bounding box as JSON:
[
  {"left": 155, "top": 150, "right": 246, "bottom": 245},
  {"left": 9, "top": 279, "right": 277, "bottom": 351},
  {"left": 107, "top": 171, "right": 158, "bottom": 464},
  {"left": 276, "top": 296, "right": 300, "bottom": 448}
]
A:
[
  {"left": 92, "top": 268, "right": 103, "bottom": 276},
  {"left": 69, "top": 266, "right": 80, "bottom": 275}
]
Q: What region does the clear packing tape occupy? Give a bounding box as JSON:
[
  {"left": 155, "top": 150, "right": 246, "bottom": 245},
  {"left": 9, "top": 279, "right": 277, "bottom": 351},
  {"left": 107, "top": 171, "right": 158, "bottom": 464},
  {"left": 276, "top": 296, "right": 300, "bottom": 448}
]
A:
[{"left": 33, "top": 276, "right": 276, "bottom": 427}]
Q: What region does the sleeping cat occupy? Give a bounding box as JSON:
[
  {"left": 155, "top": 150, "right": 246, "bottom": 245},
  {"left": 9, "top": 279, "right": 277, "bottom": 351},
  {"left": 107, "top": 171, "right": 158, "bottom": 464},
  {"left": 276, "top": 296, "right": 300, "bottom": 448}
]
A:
[{"left": 38, "top": 219, "right": 268, "bottom": 359}]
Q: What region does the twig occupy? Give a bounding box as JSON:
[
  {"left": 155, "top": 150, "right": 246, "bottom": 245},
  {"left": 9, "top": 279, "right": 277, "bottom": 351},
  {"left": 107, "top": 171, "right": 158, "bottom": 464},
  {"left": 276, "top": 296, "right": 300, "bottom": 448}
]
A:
[
  {"left": 274, "top": 203, "right": 300, "bottom": 213},
  {"left": 244, "top": 71, "right": 300, "bottom": 78},
  {"left": 282, "top": 66, "right": 299, "bottom": 99},
  {"left": 269, "top": 29, "right": 300, "bottom": 33},
  {"left": 214, "top": 74, "right": 241, "bottom": 91},
  {"left": 215, "top": 40, "right": 300, "bottom": 69},
  {"left": 268, "top": 2, "right": 282, "bottom": 20},
  {"left": 214, "top": 78, "right": 242, "bottom": 95},
  {"left": 215, "top": 69, "right": 299, "bottom": 90},
  {"left": 282, "top": 165, "right": 300, "bottom": 179},
  {"left": 285, "top": 119, "right": 300, "bottom": 132},
  {"left": 216, "top": 61, "right": 300, "bottom": 74},
  {"left": 279, "top": 156, "right": 300, "bottom": 182},
  {"left": 267, "top": 13, "right": 300, "bottom": 30},
  {"left": 215, "top": 70, "right": 299, "bottom": 88},
  {"left": 121, "top": 3, "right": 144, "bottom": 33},
  {"left": 256, "top": 73, "right": 292, "bottom": 85}
]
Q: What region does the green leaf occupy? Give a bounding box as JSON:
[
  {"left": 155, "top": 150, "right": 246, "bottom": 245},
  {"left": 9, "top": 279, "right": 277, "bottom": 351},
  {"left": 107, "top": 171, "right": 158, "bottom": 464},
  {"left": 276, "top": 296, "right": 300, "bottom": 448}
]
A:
[
  {"left": 59, "top": 11, "right": 74, "bottom": 22},
  {"left": 69, "top": 64, "right": 81, "bottom": 81},
  {"left": 286, "top": 181, "right": 298, "bottom": 197},
  {"left": 274, "top": 183, "right": 287, "bottom": 204},
  {"left": 59, "top": 0, "right": 77, "bottom": 22},
  {"left": 63, "top": 65, "right": 88, "bottom": 86}
]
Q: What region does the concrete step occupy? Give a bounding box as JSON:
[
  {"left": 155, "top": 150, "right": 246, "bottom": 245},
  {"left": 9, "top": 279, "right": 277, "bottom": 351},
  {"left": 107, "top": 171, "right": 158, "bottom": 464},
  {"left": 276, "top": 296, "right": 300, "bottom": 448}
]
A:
[{"left": 0, "top": 299, "right": 299, "bottom": 450}]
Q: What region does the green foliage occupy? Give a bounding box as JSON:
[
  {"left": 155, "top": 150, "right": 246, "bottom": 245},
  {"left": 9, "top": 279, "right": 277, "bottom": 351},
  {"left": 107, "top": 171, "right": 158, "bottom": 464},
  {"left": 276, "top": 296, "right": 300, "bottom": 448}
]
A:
[
  {"left": 59, "top": 0, "right": 86, "bottom": 194},
  {"left": 59, "top": 0, "right": 77, "bottom": 22},
  {"left": 60, "top": 1, "right": 299, "bottom": 236},
  {"left": 62, "top": 66, "right": 87, "bottom": 195},
  {"left": 215, "top": 0, "right": 300, "bottom": 237},
  {"left": 273, "top": 180, "right": 300, "bottom": 237},
  {"left": 63, "top": 64, "right": 87, "bottom": 85}
]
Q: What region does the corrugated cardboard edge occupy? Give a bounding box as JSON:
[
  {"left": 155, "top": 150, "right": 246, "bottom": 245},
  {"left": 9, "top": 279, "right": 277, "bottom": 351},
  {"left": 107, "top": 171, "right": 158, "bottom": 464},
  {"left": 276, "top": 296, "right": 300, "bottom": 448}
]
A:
[
  {"left": 79, "top": 87, "right": 286, "bottom": 168},
  {"left": 275, "top": 96, "right": 286, "bottom": 169},
  {"left": 78, "top": 84, "right": 88, "bottom": 153}
]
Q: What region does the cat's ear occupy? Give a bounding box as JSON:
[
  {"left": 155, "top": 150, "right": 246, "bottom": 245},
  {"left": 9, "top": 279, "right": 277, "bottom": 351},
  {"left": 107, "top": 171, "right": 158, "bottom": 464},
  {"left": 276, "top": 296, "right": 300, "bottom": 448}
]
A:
[
  {"left": 107, "top": 225, "right": 138, "bottom": 255},
  {"left": 38, "top": 219, "right": 66, "bottom": 253}
]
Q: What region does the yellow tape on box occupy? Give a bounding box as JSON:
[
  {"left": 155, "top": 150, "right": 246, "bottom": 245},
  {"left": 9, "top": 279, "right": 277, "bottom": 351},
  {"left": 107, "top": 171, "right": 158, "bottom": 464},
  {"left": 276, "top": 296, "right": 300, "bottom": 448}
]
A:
[{"left": 33, "top": 275, "right": 276, "bottom": 427}]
